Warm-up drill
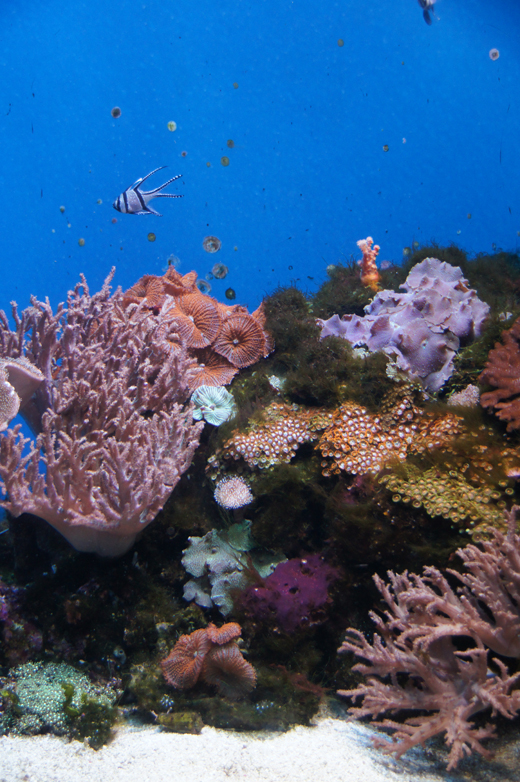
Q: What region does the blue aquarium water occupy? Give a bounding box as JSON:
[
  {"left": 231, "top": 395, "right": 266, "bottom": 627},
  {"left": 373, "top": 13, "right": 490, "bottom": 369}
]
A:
[{"left": 0, "top": 0, "right": 518, "bottom": 310}]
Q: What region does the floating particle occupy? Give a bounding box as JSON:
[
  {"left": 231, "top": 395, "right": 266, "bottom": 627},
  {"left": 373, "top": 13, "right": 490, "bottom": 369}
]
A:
[
  {"left": 205, "top": 272, "right": 214, "bottom": 281},
  {"left": 206, "top": 162, "right": 211, "bottom": 167},
  {"left": 197, "top": 279, "right": 212, "bottom": 293},
  {"left": 288, "top": 265, "right": 293, "bottom": 270},
  {"left": 227, "top": 140, "right": 234, "bottom": 148},
  {"left": 457, "top": 230, "right": 461, "bottom": 235},
  {"left": 383, "top": 144, "right": 389, "bottom": 152},
  {"left": 111, "top": 107, "right": 121, "bottom": 118},
  {"left": 467, "top": 213, "right": 472, "bottom": 219},
  {"left": 403, "top": 247, "right": 411, "bottom": 256},
  {"left": 225, "top": 287, "right": 236, "bottom": 300},
  {"left": 181, "top": 151, "right": 187, "bottom": 157},
  {"left": 112, "top": 218, "right": 117, "bottom": 224},
  {"left": 221, "top": 156, "right": 230, "bottom": 167},
  {"left": 167, "top": 254, "right": 181, "bottom": 269},
  {"left": 148, "top": 232, "right": 156, "bottom": 242},
  {"left": 78, "top": 238, "right": 85, "bottom": 247},
  {"left": 233, "top": 82, "right": 239, "bottom": 89},
  {"left": 413, "top": 241, "right": 419, "bottom": 249},
  {"left": 59, "top": 205, "right": 65, "bottom": 213},
  {"left": 338, "top": 39, "right": 344, "bottom": 47},
  {"left": 203, "top": 235, "right": 221, "bottom": 253},
  {"left": 97, "top": 199, "right": 102, "bottom": 204},
  {"left": 167, "top": 121, "right": 177, "bottom": 132},
  {"left": 489, "top": 48, "right": 500, "bottom": 61},
  {"left": 234, "top": 246, "right": 238, "bottom": 251},
  {"left": 212, "top": 263, "right": 228, "bottom": 279},
  {"left": 402, "top": 138, "right": 406, "bottom": 143}
]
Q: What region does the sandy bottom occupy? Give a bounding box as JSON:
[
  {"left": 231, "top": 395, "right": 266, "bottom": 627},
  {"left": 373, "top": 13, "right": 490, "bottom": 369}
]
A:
[{"left": 0, "top": 717, "right": 458, "bottom": 782}]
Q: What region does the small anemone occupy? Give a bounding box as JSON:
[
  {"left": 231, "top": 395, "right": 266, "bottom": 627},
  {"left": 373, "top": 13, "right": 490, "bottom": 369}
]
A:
[{"left": 191, "top": 384, "right": 237, "bottom": 426}]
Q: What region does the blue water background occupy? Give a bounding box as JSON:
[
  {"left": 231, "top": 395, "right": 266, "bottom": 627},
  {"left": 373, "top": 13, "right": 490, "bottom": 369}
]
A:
[{"left": 0, "top": 0, "right": 519, "bottom": 314}]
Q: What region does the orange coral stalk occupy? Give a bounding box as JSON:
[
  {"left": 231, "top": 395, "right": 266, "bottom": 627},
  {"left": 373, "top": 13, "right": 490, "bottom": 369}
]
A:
[{"left": 357, "top": 236, "right": 380, "bottom": 291}]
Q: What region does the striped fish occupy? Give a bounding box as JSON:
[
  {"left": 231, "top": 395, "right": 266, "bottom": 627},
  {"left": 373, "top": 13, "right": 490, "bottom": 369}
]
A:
[{"left": 113, "top": 166, "right": 183, "bottom": 216}]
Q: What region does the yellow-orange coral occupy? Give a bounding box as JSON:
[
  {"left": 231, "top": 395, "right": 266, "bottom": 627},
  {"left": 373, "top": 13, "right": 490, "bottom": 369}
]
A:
[
  {"left": 318, "top": 400, "right": 463, "bottom": 477},
  {"left": 212, "top": 403, "right": 332, "bottom": 470}
]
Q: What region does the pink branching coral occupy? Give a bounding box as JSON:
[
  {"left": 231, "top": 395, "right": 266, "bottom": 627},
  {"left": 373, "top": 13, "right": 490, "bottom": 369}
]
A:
[
  {"left": 0, "top": 270, "right": 204, "bottom": 556},
  {"left": 480, "top": 316, "right": 520, "bottom": 431},
  {"left": 337, "top": 506, "right": 520, "bottom": 770}
]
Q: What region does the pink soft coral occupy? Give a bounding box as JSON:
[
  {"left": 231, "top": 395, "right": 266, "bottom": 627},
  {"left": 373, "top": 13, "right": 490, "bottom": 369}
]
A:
[{"left": 338, "top": 507, "right": 520, "bottom": 770}]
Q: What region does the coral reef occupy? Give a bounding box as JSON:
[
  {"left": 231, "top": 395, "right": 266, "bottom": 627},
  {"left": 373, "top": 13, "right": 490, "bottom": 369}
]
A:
[
  {"left": 214, "top": 476, "right": 253, "bottom": 509},
  {"left": 318, "top": 258, "right": 490, "bottom": 392},
  {"left": 0, "top": 271, "right": 203, "bottom": 556},
  {"left": 480, "top": 316, "right": 520, "bottom": 430},
  {"left": 337, "top": 507, "right": 520, "bottom": 770},
  {"left": 160, "top": 622, "right": 256, "bottom": 699},
  {"left": 210, "top": 403, "right": 330, "bottom": 473}
]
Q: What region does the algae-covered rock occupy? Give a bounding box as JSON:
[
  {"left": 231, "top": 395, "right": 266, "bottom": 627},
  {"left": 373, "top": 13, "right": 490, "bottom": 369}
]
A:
[{"left": 157, "top": 711, "right": 203, "bottom": 733}]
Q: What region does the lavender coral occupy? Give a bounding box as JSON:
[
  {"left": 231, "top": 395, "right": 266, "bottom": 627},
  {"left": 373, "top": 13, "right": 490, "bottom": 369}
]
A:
[
  {"left": 0, "top": 270, "right": 204, "bottom": 556},
  {"left": 318, "top": 258, "right": 490, "bottom": 392},
  {"left": 337, "top": 507, "right": 520, "bottom": 770}
]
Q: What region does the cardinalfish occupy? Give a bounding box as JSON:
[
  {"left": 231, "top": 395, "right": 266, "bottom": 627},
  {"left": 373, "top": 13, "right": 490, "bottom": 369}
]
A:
[
  {"left": 113, "top": 167, "right": 183, "bottom": 216},
  {"left": 417, "top": 0, "right": 438, "bottom": 25}
]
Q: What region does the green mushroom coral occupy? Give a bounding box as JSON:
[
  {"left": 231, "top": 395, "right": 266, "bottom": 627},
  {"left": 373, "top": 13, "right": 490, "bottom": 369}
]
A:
[{"left": 191, "top": 385, "right": 237, "bottom": 426}]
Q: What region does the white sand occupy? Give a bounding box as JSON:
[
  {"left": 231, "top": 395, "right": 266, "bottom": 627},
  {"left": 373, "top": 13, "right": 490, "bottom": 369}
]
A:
[{"left": 0, "top": 717, "right": 456, "bottom": 782}]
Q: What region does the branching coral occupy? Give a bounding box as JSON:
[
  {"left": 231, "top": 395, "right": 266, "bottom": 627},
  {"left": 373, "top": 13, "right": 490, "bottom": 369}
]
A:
[
  {"left": 0, "top": 271, "right": 204, "bottom": 556},
  {"left": 337, "top": 507, "right": 520, "bottom": 770},
  {"left": 480, "top": 316, "right": 520, "bottom": 430}
]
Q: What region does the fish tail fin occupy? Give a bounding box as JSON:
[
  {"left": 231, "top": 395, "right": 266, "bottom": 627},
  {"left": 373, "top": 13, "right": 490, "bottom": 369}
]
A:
[{"left": 146, "top": 174, "right": 183, "bottom": 194}]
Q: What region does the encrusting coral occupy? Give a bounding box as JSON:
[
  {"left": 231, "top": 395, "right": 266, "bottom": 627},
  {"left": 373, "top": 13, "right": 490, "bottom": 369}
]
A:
[
  {"left": 0, "top": 271, "right": 204, "bottom": 556},
  {"left": 380, "top": 465, "right": 509, "bottom": 540},
  {"left": 317, "top": 395, "right": 462, "bottom": 477},
  {"left": 160, "top": 622, "right": 256, "bottom": 699},
  {"left": 337, "top": 506, "right": 520, "bottom": 770},
  {"left": 480, "top": 315, "right": 520, "bottom": 430}
]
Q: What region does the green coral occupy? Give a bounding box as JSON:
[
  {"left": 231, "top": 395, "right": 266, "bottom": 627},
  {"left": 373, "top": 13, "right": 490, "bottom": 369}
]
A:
[
  {"left": 4, "top": 662, "right": 119, "bottom": 748},
  {"left": 380, "top": 466, "right": 508, "bottom": 539}
]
